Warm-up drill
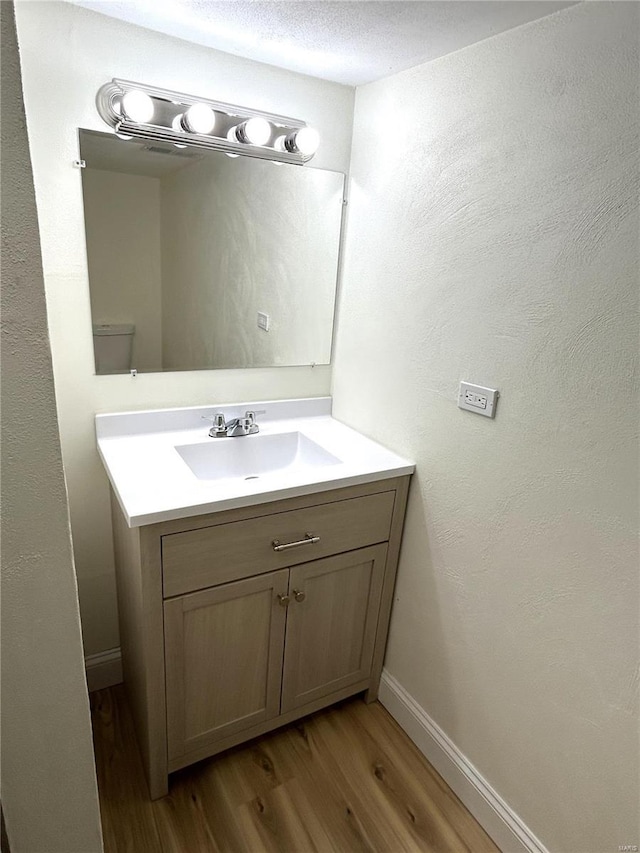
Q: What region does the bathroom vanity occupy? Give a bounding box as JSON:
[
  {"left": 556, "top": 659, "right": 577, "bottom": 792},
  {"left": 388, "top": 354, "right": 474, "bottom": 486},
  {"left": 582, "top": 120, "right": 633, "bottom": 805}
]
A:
[{"left": 97, "top": 398, "right": 413, "bottom": 799}]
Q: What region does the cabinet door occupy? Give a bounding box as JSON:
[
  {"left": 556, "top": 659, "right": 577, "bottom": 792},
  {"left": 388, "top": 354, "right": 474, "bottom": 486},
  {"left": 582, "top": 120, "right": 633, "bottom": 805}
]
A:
[
  {"left": 281, "top": 544, "right": 388, "bottom": 713},
  {"left": 164, "top": 569, "right": 289, "bottom": 762}
]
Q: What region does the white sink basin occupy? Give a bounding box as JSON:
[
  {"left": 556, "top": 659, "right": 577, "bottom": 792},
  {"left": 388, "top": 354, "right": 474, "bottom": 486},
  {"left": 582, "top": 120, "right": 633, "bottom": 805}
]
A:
[
  {"left": 96, "top": 398, "right": 415, "bottom": 526},
  {"left": 175, "top": 431, "right": 342, "bottom": 482}
]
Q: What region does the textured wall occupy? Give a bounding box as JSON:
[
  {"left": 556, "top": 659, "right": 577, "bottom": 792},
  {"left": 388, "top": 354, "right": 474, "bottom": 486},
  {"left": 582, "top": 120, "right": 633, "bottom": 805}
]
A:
[
  {"left": 333, "top": 4, "right": 639, "bottom": 851},
  {"left": 0, "top": 3, "right": 103, "bottom": 850},
  {"left": 83, "top": 169, "right": 163, "bottom": 371},
  {"left": 14, "top": 1, "right": 354, "bottom": 656},
  {"left": 160, "top": 154, "right": 343, "bottom": 369}
]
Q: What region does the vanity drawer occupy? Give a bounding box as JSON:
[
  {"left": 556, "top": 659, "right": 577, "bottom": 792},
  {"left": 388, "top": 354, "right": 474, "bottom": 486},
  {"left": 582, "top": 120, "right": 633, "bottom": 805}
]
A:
[{"left": 161, "top": 490, "right": 395, "bottom": 598}]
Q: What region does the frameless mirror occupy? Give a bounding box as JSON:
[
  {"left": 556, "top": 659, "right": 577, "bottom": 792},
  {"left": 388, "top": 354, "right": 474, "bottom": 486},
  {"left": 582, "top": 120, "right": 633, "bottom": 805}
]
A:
[{"left": 79, "top": 129, "right": 345, "bottom": 373}]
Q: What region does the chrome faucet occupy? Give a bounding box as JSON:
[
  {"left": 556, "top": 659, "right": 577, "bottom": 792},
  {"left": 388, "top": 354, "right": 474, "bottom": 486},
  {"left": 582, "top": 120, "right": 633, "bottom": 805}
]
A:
[{"left": 204, "top": 410, "right": 264, "bottom": 438}]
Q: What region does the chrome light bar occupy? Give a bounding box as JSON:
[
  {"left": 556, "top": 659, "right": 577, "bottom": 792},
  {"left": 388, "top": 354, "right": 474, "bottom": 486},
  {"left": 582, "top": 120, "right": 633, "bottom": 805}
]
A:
[{"left": 95, "top": 79, "right": 320, "bottom": 164}]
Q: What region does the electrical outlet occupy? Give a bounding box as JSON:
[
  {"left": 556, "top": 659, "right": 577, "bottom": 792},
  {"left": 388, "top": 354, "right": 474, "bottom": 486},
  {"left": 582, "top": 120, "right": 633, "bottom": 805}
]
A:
[
  {"left": 458, "top": 382, "right": 499, "bottom": 418},
  {"left": 465, "top": 390, "right": 487, "bottom": 410},
  {"left": 257, "top": 311, "right": 270, "bottom": 332}
]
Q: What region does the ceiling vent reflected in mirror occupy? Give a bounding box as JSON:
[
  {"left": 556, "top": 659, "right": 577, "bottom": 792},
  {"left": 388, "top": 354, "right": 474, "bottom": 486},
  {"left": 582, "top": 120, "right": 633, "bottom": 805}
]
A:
[{"left": 96, "top": 79, "right": 320, "bottom": 164}]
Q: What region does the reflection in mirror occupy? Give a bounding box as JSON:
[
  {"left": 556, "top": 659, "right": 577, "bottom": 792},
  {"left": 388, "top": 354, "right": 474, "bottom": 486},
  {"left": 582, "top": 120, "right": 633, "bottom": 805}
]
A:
[{"left": 79, "top": 130, "right": 345, "bottom": 374}]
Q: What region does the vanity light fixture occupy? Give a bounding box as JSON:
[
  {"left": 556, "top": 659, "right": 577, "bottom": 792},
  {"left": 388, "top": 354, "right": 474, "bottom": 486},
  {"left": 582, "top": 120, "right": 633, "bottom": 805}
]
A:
[{"left": 96, "top": 79, "right": 320, "bottom": 164}]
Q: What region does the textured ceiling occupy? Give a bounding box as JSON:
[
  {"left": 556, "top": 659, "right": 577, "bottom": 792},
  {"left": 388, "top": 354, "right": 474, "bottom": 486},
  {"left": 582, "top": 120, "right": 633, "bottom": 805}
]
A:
[{"left": 67, "top": 1, "right": 575, "bottom": 86}]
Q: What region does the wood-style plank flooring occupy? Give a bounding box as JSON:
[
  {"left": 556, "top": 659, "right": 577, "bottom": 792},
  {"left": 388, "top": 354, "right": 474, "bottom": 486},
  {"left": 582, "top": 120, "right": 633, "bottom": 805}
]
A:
[{"left": 90, "top": 685, "right": 500, "bottom": 853}]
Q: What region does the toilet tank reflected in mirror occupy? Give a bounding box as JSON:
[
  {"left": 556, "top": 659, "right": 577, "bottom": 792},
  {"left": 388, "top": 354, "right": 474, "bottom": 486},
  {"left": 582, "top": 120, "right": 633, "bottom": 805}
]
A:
[{"left": 92, "top": 324, "right": 135, "bottom": 374}]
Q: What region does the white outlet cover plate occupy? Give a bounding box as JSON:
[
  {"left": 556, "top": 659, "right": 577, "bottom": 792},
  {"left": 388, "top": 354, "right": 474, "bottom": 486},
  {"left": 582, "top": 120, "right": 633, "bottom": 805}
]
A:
[{"left": 458, "top": 382, "right": 499, "bottom": 418}]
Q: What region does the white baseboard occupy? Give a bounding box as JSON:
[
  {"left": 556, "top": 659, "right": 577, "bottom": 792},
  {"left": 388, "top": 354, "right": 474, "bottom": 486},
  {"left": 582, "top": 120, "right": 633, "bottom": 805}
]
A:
[
  {"left": 379, "top": 670, "right": 549, "bottom": 853},
  {"left": 85, "top": 647, "right": 122, "bottom": 693}
]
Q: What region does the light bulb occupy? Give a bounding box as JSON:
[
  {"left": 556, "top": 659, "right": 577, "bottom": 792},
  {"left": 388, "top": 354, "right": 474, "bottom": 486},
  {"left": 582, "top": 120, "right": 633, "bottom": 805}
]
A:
[
  {"left": 121, "top": 90, "right": 154, "bottom": 123},
  {"left": 238, "top": 117, "right": 271, "bottom": 146},
  {"left": 183, "top": 103, "right": 216, "bottom": 134},
  {"left": 286, "top": 126, "right": 320, "bottom": 156},
  {"left": 224, "top": 127, "right": 241, "bottom": 157},
  {"left": 295, "top": 126, "right": 320, "bottom": 155},
  {"left": 169, "top": 115, "right": 188, "bottom": 147}
]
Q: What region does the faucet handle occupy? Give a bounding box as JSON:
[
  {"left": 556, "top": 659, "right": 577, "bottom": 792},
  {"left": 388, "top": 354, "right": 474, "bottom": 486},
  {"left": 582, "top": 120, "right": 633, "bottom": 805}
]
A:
[
  {"left": 202, "top": 413, "right": 226, "bottom": 436},
  {"left": 245, "top": 409, "right": 266, "bottom": 425}
]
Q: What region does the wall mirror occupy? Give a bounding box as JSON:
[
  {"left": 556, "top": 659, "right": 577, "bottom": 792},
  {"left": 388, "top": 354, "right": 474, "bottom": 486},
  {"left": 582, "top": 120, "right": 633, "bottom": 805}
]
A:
[{"left": 79, "top": 129, "right": 345, "bottom": 374}]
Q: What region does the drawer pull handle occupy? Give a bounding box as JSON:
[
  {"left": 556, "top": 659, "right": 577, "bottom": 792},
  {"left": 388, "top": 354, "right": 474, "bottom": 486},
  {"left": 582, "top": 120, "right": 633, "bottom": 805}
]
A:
[
  {"left": 293, "top": 589, "right": 306, "bottom": 603},
  {"left": 277, "top": 594, "right": 290, "bottom": 607},
  {"left": 272, "top": 533, "right": 320, "bottom": 552}
]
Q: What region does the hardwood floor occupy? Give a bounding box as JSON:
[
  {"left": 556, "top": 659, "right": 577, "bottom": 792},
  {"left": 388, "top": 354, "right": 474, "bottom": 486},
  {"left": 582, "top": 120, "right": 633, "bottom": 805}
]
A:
[{"left": 90, "top": 685, "right": 500, "bottom": 853}]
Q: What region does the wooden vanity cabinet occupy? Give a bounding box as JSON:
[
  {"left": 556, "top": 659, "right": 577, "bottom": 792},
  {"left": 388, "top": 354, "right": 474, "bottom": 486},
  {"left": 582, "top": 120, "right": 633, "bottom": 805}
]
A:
[{"left": 111, "top": 476, "right": 410, "bottom": 800}]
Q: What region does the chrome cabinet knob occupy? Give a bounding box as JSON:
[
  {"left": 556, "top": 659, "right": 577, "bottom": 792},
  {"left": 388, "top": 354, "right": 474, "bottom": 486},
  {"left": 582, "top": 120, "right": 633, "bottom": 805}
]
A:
[
  {"left": 277, "top": 594, "right": 290, "bottom": 607},
  {"left": 293, "top": 589, "right": 306, "bottom": 603}
]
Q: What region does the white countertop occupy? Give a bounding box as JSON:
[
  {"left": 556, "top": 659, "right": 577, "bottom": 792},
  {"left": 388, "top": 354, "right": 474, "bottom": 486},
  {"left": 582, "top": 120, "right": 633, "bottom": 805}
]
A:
[{"left": 96, "top": 397, "right": 414, "bottom": 527}]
